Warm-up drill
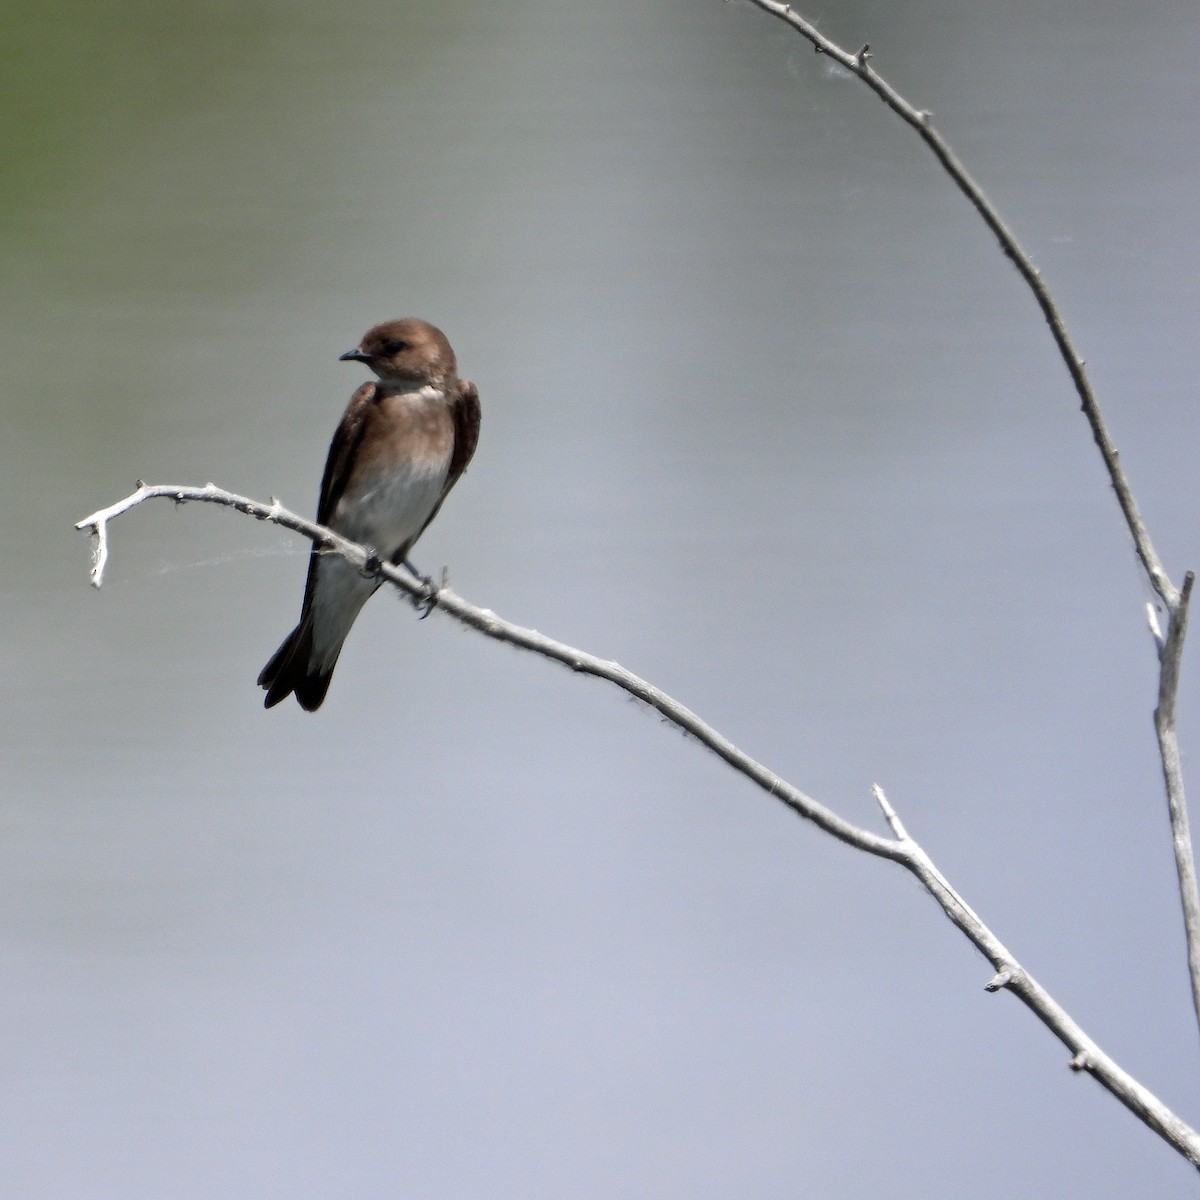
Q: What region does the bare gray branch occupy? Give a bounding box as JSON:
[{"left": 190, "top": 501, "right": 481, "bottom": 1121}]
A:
[
  {"left": 738, "top": 0, "right": 1200, "bottom": 1160},
  {"left": 742, "top": 0, "right": 1178, "bottom": 610},
  {"left": 74, "top": 481, "right": 1200, "bottom": 1166}
]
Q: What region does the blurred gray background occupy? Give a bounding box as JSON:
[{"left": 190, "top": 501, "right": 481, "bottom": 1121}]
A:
[{"left": 6, "top": 0, "right": 1200, "bottom": 1195}]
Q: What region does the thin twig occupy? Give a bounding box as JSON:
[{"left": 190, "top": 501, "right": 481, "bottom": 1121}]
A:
[
  {"left": 872, "top": 783, "right": 907, "bottom": 839},
  {"left": 74, "top": 482, "right": 1200, "bottom": 1167},
  {"left": 742, "top": 0, "right": 1178, "bottom": 611},
  {"left": 1157, "top": 573, "right": 1200, "bottom": 1031}
]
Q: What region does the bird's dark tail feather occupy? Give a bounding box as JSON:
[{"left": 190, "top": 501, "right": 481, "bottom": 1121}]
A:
[{"left": 257, "top": 617, "right": 337, "bottom": 712}]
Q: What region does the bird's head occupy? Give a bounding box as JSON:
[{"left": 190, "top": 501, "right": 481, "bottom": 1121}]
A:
[{"left": 339, "top": 318, "right": 456, "bottom": 388}]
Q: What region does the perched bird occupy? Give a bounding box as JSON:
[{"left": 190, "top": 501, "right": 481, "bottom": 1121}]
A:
[{"left": 258, "top": 318, "right": 481, "bottom": 711}]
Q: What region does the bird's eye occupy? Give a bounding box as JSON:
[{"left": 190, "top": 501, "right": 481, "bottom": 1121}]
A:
[{"left": 384, "top": 339, "right": 407, "bottom": 354}]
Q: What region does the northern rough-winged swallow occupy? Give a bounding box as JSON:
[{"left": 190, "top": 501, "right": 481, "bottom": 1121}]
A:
[{"left": 258, "top": 318, "right": 481, "bottom": 711}]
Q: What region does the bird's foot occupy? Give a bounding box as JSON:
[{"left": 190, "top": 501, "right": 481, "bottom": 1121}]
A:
[{"left": 403, "top": 559, "right": 441, "bottom": 618}]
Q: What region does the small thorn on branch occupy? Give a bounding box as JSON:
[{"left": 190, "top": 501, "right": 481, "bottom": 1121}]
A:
[
  {"left": 1070, "top": 1051, "right": 1095, "bottom": 1073},
  {"left": 872, "top": 784, "right": 908, "bottom": 840},
  {"left": 856, "top": 43, "right": 872, "bottom": 66},
  {"left": 985, "top": 969, "right": 1015, "bottom": 992}
]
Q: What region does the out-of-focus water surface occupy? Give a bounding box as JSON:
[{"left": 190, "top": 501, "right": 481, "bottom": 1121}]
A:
[{"left": 5, "top": 0, "right": 1200, "bottom": 1195}]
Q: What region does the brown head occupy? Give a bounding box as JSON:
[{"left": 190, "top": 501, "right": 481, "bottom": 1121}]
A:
[{"left": 338, "top": 318, "right": 457, "bottom": 388}]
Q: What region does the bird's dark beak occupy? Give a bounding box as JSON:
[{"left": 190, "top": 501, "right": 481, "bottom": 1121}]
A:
[{"left": 338, "top": 348, "right": 371, "bottom": 364}]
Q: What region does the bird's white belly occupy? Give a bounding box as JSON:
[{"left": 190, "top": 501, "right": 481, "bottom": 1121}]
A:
[
  {"left": 333, "top": 457, "right": 449, "bottom": 558},
  {"left": 308, "top": 458, "right": 449, "bottom": 669}
]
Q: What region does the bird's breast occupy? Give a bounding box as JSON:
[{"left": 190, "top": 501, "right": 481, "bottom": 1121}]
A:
[
  {"left": 332, "top": 457, "right": 449, "bottom": 555},
  {"left": 331, "top": 389, "right": 453, "bottom": 556}
]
